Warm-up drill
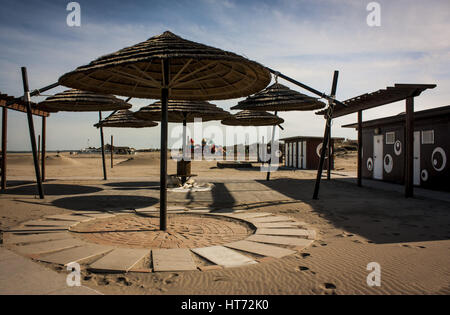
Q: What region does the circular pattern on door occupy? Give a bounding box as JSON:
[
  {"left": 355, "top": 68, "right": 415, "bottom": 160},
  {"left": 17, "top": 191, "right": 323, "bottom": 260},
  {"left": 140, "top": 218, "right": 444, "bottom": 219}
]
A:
[
  {"left": 431, "top": 147, "right": 447, "bottom": 172},
  {"left": 367, "top": 157, "right": 373, "bottom": 171},
  {"left": 421, "top": 169, "right": 429, "bottom": 182},
  {"left": 394, "top": 140, "right": 402, "bottom": 156},
  {"left": 384, "top": 154, "right": 393, "bottom": 173}
]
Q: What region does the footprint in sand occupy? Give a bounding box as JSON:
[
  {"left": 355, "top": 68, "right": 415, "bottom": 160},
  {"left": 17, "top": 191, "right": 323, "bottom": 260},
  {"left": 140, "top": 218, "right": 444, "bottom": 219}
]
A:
[
  {"left": 116, "top": 276, "right": 132, "bottom": 286},
  {"left": 301, "top": 253, "right": 311, "bottom": 258}
]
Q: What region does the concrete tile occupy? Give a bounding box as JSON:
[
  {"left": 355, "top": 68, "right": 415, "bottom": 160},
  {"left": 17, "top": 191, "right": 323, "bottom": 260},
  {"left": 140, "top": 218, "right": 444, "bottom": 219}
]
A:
[
  {"left": 3, "top": 232, "right": 72, "bottom": 245},
  {"left": 13, "top": 238, "right": 85, "bottom": 255},
  {"left": 246, "top": 235, "right": 314, "bottom": 247},
  {"left": 228, "top": 212, "right": 273, "bottom": 219},
  {"left": 256, "top": 228, "right": 310, "bottom": 238},
  {"left": 25, "top": 220, "right": 75, "bottom": 227},
  {"left": 248, "top": 216, "right": 295, "bottom": 223},
  {"left": 89, "top": 248, "right": 149, "bottom": 272},
  {"left": 38, "top": 245, "right": 114, "bottom": 265},
  {"left": 152, "top": 248, "right": 197, "bottom": 272},
  {"left": 224, "top": 240, "right": 296, "bottom": 258},
  {"left": 192, "top": 246, "right": 257, "bottom": 268},
  {"left": 44, "top": 214, "right": 92, "bottom": 222},
  {"left": 253, "top": 222, "right": 303, "bottom": 228}
]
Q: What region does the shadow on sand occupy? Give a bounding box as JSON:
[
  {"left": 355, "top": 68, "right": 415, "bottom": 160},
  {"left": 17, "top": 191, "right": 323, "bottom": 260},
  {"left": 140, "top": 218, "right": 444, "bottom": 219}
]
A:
[
  {"left": 2, "top": 183, "right": 103, "bottom": 196},
  {"left": 257, "top": 177, "right": 450, "bottom": 245},
  {"left": 103, "top": 181, "right": 160, "bottom": 191},
  {"left": 52, "top": 195, "right": 158, "bottom": 212}
]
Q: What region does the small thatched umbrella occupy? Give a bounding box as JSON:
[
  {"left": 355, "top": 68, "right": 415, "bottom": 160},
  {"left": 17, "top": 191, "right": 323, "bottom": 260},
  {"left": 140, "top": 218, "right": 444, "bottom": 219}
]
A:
[
  {"left": 38, "top": 89, "right": 131, "bottom": 112},
  {"left": 221, "top": 110, "right": 284, "bottom": 126},
  {"left": 95, "top": 109, "right": 158, "bottom": 128},
  {"left": 231, "top": 82, "right": 326, "bottom": 112},
  {"left": 135, "top": 100, "right": 230, "bottom": 162},
  {"left": 231, "top": 82, "right": 326, "bottom": 180},
  {"left": 38, "top": 89, "right": 132, "bottom": 181},
  {"left": 58, "top": 31, "right": 271, "bottom": 231}
]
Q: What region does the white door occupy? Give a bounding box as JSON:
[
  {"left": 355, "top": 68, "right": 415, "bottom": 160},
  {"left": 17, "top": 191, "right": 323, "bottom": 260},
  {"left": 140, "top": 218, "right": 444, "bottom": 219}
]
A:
[
  {"left": 302, "top": 141, "right": 307, "bottom": 169},
  {"left": 293, "top": 142, "right": 297, "bottom": 168},
  {"left": 284, "top": 143, "right": 288, "bottom": 166},
  {"left": 373, "top": 135, "right": 383, "bottom": 180},
  {"left": 297, "top": 142, "right": 302, "bottom": 169},
  {"left": 413, "top": 131, "right": 421, "bottom": 185}
]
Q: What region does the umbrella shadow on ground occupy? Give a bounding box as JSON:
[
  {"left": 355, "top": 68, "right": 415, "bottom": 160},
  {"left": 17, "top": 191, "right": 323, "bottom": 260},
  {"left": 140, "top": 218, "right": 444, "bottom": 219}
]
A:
[
  {"left": 52, "top": 195, "right": 158, "bottom": 212},
  {"left": 257, "top": 177, "right": 450, "bottom": 245},
  {"left": 2, "top": 183, "right": 103, "bottom": 196},
  {"left": 103, "top": 181, "right": 160, "bottom": 191}
]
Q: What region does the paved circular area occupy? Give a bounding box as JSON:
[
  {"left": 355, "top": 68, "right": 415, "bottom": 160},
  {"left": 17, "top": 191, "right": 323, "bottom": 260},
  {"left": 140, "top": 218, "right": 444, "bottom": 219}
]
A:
[{"left": 70, "top": 214, "right": 254, "bottom": 249}]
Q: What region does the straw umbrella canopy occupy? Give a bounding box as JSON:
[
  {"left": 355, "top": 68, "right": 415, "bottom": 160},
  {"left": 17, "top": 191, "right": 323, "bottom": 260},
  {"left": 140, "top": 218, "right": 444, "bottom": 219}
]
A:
[
  {"left": 221, "top": 110, "right": 284, "bottom": 126},
  {"left": 231, "top": 82, "right": 326, "bottom": 112},
  {"left": 38, "top": 89, "right": 131, "bottom": 112},
  {"left": 135, "top": 100, "right": 230, "bottom": 159},
  {"left": 94, "top": 109, "right": 158, "bottom": 128},
  {"left": 57, "top": 30, "right": 271, "bottom": 231},
  {"left": 134, "top": 100, "right": 230, "bottom": 123}
]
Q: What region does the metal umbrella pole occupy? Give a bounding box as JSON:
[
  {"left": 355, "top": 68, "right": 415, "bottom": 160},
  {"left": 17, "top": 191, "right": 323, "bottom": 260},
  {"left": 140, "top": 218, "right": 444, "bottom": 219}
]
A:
[
  {"left": 313, "top": 71, "right": 339, "bottom": 200},
  {"left": 99, "top": 111, "right": 107, "bottom": 180}
]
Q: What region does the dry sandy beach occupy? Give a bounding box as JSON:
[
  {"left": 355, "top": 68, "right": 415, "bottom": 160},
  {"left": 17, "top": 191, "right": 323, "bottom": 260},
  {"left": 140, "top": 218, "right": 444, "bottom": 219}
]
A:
[{"left": 1, "top": 152, "right": 449, "bottom": 295}]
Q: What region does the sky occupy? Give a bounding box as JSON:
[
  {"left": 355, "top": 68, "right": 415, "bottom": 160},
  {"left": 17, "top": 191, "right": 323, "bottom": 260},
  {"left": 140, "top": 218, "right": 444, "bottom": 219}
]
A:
[{"left": 1, "top": 0, "right": 449, "bottom": 151}]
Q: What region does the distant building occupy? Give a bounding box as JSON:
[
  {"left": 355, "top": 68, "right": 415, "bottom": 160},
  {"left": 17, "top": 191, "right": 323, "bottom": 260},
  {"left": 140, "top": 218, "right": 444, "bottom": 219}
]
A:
[
  {"left": 343, "top": 106, "right": 450, "bottom": 191},
  {"left": 280, "top": 136, "right": 344, "bottom": 170}
]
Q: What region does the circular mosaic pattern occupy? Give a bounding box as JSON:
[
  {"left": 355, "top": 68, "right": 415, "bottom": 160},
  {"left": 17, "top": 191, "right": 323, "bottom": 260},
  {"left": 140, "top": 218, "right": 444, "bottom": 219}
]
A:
[
  {"left": 421, "top": 169, "right": 429, "bottom": 182},
  {"left": 367, "top": 157, "right": 374, "bottom": 171},
  {"left": 70, "top": 214, "right": 254, "bottom": 249}
]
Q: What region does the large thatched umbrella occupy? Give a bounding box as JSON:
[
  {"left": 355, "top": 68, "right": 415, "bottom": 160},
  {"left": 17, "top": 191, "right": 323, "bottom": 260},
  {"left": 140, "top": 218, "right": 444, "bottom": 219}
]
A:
[
  {"left": 38, "top": 89, "right": 132, "bottom": 181},
  {"left": 231, "top": 82, "right": 326, "bottom": 180},
  {"left": 58, "top": 30, "right": 271, "bottom": 230}
]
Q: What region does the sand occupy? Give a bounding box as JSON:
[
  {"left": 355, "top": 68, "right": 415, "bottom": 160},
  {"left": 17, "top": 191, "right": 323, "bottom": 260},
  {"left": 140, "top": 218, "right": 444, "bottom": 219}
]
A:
[{"left": 0, "top": 151, "right": 449, "bottom": 295}]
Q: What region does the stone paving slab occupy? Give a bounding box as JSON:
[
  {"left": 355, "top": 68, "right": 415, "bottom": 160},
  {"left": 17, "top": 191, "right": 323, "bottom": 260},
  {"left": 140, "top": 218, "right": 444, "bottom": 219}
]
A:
[
  {"left": 38, "top": 244, "right": 114, "bottom": 266},
  {"left": 192, "top": 246, "right": 257, "bottom": 268},
  {"left": 6, "top": 226, "right": 69, "bottom": 233},
  {"left": 13, "top": 238, "right": 86, "bottom": 255},
  {"left": 253, "top": 222, "right": 303, "bottom": 228},
  {"left": 24, "top": 220, "right": 75, "bottom": 227},
  {"left": 3, "top": 232, "right": 72, "bottom": 245},
  {"left": 224, "top": 240, "right": 296, "bottom": 258},
  {"left": 81, "top": 213, "right": 117, "bottom": 219},
  {"left": 248, "top": 216, "right": 295, "bottom": 223},
  {"left": 256, "top": 228, "right": 310, "bottom": 238},
  {"left": 247, "top": 235, "right": 314, "bottom": 247},
  {"left": 89, "top": 248, "right": 149, "bottom": 272},
  {"left": 44, "top": 214, "right": 92, "bottom": 222},
  {"left": 0, "top": 248, "right": 101, "bottom": 295},
  {"left": 152, "top": 248, "right": 197, "bottom": 272},
  {"left": 228, "top": 212, "right": 273, "bottom": 219}
]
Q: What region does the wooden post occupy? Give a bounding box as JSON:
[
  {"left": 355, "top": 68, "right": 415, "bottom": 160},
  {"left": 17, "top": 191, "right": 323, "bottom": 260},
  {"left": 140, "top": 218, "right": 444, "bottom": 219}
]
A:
[
  {"left": 110, "top": 135, "right": 114, "bottom": 168},
  {"left": 41, "top": 116, "right": 46, "bottom": 182},
  {"left": 405, "top": 97, "right": 414, "bottom": 198},
  {"left": 37, "top": 135, "right": 40, "bottom": 162},
  {"left": 160, "top": 59, "right": 169, "bottom": 231},
  {"left": 327, "top": 124, "right": 332, "bottom": 179},
  {"left": 1, "top": 107, "right": 7, "bottom": 190},
  {"left": 266, "top": 111, "right": 278, "bottom": 181},
  {"left": 182, "top": 116, "right": 187, "bottom": 160},
  {"left": 357, "top": 110, "right": 362, "bottom": 187},
  {"left": 313, "top": 70, "right": 339, "bottom": 200},
  {"left": 99, "top": 111, "right": 107, "bottom": 180},
  {"left": 21, "top": 67, "right": 44, "bottom": 199}
]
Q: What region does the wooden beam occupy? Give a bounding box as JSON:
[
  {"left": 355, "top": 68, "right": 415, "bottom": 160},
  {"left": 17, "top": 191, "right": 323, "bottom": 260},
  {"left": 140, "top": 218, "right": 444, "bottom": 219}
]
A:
[
  {"left": 405, "top": 97, "right": 414, "bottom": 197},
  {"left": 1, "top": 107, "right": 7, "bottom": 190},
  {"left": 357, "top": 110, "right": 362, "bottom": 187},
  {"left": 0, "top": 99, "right": 49, "bottom": 117}
]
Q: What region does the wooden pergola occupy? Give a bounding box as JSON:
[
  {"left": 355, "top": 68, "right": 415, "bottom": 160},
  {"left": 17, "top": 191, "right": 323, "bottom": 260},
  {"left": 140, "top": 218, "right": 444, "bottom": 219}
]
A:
[
  {"left": 0, "top": 90, "right": 50, "bottom": 192},
  {"left": 316, "top": 83, "right": 436, "bottom": 198}
]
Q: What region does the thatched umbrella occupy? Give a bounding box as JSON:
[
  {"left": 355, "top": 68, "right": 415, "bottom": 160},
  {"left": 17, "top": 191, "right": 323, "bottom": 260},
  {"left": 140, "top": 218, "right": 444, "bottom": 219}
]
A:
[
  {"left": 231, "top": 82, "right": 326, "bottom": 111},
  {"left": 58, "top": 30, "right": 271, "bottom": 230},
  {"left": 221, "top": 110, "right": 283, "bottom": 126},
  {"left": 135, "top": 100, "right": 230, "bottom": 163},
  {"left": 95, "top": 109, "right": 158, "bottom": 128},
  {"left": 231, "top": 82, "right": 326, "bottom": 180},
  {"left": 38, "top": 89, "right": 132, "bottom": 181},
  {"left": 38, "top": 89, "right": 131, "bottom": 112}
]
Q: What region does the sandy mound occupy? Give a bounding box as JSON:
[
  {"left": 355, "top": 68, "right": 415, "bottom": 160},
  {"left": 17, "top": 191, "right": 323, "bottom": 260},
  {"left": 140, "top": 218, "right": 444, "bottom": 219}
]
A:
[
  {"left": 116, "top": 155, "right": 159, "bottom": 166},
  {"left": 45, "top": 154, "right": 80, "bottom": 166},
  {"left": 7, "top": 155, "right": 34, "bottom": 165}
]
